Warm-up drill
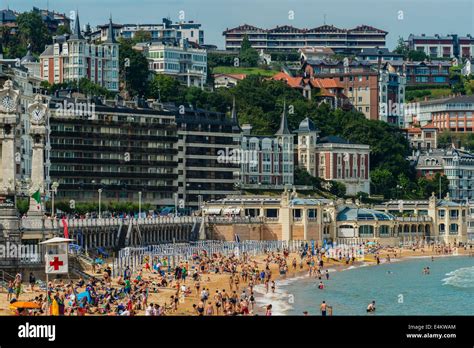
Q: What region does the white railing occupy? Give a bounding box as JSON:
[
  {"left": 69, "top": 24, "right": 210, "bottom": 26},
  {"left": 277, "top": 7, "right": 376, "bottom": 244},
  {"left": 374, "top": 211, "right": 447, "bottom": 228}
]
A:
[{"left": 21, "top": 216, "right": 201, "bottom": 229}]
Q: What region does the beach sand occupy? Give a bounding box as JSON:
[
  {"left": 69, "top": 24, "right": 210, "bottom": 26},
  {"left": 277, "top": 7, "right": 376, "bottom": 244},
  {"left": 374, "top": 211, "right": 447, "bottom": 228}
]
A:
[{"left": 0, "top": 246, "right": 471, "bottom": 316}]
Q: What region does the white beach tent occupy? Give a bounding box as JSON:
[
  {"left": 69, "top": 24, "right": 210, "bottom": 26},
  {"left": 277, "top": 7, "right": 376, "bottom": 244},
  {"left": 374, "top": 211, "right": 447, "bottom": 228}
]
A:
[{"left": 39, "top": 237, "right": 75, "bottom": 245}]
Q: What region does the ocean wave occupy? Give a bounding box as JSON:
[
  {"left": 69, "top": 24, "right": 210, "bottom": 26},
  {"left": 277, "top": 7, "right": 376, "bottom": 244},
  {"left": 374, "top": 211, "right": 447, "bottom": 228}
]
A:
[
  {"left": 442, "top": 266, "right": 474, "bottom": 288},
  {"left": 253, "top": 285, "right": 295, "bottom": 315}
]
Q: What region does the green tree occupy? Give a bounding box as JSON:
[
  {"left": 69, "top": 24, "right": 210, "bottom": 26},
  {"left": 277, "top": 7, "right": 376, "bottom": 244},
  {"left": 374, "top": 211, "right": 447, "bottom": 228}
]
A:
[
  {"left": 329, "top": 181, "right": 346, "bottom": 197},
  {"left": 16, "top": 11, "right": 52, "bottom": 55},
  {"left": 239, "top": 35, "right": 259, "bottom": 67},
  {"left": 371, "top": 168, "right": 396, "bottom": 198},
  {"left": 294, "top": 167, "right": 322, "bottom": 189},
  {"left": 393, "top": 37, "right": 409, "bottom": 58},
  {"left": 416, "top": 173, "right": 449, "bottom": 199},
  {"left": 356, "top": 191, "right": 369, "bottom": 203},
  {"left": 408, "top": 50, "right": 428, "bottom": 61},
  {"left": 56, "top": 25, "right": 71, "bottom": 35},
  {"left": 119, "top": 38, "right": 150, "bottom": 96},
  {"left": 132, "top": 30, "right": 152, "bottom": 44},
  {"left": 148, "top": 74, "right": 186, "bottom": 104}
]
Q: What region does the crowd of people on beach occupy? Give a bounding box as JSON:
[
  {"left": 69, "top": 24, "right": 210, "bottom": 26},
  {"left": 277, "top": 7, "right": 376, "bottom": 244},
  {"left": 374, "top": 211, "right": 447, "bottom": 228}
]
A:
[{"left": 4, "top": 241, "right": 470, "bottom": 316}]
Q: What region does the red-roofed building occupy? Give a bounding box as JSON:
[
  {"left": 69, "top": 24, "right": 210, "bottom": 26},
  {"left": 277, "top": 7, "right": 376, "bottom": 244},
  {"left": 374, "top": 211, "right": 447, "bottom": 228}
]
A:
[
  {"left": 405, "top": 123, "right": 439, "bottom": 151},
  {"left": 213, "top": 73, "right": 247, "bottom": 88},
  {"left": 270, "top": 72, "right": 347, "bottom": 109}
]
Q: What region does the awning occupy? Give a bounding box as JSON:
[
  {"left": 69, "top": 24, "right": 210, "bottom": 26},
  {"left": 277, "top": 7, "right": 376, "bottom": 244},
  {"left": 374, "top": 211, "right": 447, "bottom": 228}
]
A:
[
  {"left": 203, "top": 208, "right": 222, "bottom": 215},
  {"left": 223, "top": 208, "right": 241, "bottom": 215}
]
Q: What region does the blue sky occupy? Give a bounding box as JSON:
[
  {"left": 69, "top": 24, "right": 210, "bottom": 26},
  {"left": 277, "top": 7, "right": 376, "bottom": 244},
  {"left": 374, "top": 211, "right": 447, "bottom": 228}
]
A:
[{"left": 7, "top": 0, "right": 474, "bottom": 49}]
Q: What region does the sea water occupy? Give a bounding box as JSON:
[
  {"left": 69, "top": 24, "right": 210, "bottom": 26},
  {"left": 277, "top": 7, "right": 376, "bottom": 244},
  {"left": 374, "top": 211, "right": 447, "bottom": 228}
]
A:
[{"left": 254, "top": 256, "right": 474, "bottom": 315}]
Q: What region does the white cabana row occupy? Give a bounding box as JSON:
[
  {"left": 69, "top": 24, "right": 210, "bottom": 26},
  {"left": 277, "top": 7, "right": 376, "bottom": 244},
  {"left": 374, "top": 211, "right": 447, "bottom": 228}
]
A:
[
  {"left": 222, "top": 208, "right": 241, "bottom": 215},
  {"left": 203, "top": 208, "right": 222, "bottom": 215}
]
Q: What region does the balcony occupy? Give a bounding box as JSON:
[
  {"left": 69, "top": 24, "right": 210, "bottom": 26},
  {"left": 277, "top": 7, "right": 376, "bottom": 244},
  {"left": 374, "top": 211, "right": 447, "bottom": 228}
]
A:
[{"left": 395, "top": 216, "right": 432, "bottom": 222}]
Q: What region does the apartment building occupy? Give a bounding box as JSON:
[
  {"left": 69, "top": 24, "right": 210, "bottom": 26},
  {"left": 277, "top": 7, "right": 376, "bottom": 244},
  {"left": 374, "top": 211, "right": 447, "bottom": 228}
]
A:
[
  {"left": 240, "top": 105, "right": 295, "bottom": 189},
  {"left": 223, "top": 24, "right": 387, "bottom": 53},
  {"left": 48, "top": 96, "right": 179, "bottom": 208},
  {"left": 39, "top": 14, "right": 119, "bottom": 91},
  {"left": 135, "top": 41, "right": 207, "bottom": 87},
  {"left": 407, "top": 34, "right": 474, "bottom": 59},
  {"left": 93, "top": 18, "right": 204, "bottom": 45}
]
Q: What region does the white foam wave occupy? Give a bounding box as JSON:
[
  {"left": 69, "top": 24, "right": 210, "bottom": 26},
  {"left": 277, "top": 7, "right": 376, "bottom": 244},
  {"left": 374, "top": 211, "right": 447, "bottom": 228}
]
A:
[
  {"left": 442, "top": 266, "right": 474, "bottom": 288},
  {"left": 252, "top": 274, "right": 311, "bottom": 315}
]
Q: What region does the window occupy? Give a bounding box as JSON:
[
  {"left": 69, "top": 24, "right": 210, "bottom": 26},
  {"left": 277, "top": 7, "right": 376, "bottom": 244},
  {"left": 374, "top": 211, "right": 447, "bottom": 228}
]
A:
[
  {"left": 359, "top": 225, "right": 374, "bottom": 236},
  {"left": 438, "top": 209, "right": 445, "bottom": 218},
  {"left": 450, "top": 210, "right": 459, "bottom": 219},
  {"left": 439, "top": 223, "right": 445, "bottom": 234},
  {"left": 379, "top": 225, "right": 390, "bottom": 235},
  {"left": 449, "top": 223, "right": 458, "bottom": 234}
]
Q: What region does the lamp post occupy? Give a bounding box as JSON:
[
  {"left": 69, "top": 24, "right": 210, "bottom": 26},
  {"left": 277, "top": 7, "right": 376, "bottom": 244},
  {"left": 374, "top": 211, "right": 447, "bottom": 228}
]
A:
[
  {"left": 174, "top": 192, "right": 178, "bottom": 216},
  {"left": 98, "top": 188, "right": 103, "bottom": 219},
  {"left": 138, "top": 191, "right": 142, "bottom": 218},
  {"left": 197, "top": 184, "right": 202, "bottom": 212},
  {"left": 51, "top": 182, "right": 59, "bottom": 218}
]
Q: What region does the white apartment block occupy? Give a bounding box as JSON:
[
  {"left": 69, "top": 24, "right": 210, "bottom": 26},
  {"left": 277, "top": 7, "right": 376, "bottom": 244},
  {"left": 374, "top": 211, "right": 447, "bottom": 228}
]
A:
[{"left": 136, "top": 41, "right": 207, "bottom": 87}]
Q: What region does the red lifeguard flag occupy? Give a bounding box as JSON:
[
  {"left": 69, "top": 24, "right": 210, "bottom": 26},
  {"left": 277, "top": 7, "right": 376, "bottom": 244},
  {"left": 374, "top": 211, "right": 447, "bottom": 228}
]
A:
[{"left": 62, "top": 217, "right": 69, "bottom": 239}]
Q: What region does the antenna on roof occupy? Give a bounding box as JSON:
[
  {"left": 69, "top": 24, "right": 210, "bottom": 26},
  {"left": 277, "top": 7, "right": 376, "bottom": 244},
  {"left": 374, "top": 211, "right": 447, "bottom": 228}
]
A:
[{"left": 323, "top": 14, "right": 327, "bottom": 25}]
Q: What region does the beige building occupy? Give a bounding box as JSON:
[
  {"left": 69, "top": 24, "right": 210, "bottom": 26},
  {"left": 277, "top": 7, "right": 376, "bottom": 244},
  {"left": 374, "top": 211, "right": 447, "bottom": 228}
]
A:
[{"left": 202, "top": 191, "right": 468, "bottom": 246}]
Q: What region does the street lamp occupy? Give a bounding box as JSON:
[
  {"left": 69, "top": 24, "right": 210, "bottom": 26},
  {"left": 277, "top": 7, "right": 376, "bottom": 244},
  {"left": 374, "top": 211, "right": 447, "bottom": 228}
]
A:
[
  {"left": 51, "top": 182, "right": 59, "bottom": 218},
  {"left": 174, "top": 192, "right": 178, "bottom": 216},
  {"left": 138, "top": 191, "right": 142, "bottom": 218},
  {"left": 197, "top": 184, "right": 202, "bottom": 212},
  {"left": 396, "top": 184, "right": 402, "bottom": 199},
  {"left": 98, "top": 188, "right": 103, "bottom": 219}
]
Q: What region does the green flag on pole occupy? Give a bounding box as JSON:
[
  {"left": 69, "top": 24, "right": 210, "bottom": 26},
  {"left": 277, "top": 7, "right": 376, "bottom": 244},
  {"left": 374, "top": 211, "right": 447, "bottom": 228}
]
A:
[{"left": 32, "top": 190, "right": 41, "bottom": 204}]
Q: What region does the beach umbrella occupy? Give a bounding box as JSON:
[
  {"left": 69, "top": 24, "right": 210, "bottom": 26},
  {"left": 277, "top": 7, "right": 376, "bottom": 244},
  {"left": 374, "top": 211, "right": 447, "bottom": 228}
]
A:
[{"left": 9, "top": 301, "right": 41, "bottom": 310}]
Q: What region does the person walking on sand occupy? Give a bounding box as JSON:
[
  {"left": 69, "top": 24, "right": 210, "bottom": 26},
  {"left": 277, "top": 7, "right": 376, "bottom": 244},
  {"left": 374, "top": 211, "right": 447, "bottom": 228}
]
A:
[{"left": 6, "top": 280, "right": 14, "bottom": 301}]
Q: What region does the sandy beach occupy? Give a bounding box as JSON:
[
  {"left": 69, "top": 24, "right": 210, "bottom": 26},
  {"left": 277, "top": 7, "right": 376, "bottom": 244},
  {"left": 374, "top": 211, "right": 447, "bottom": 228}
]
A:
[{"left": 0, "top": 244, "right": 471, "bottom": 316}]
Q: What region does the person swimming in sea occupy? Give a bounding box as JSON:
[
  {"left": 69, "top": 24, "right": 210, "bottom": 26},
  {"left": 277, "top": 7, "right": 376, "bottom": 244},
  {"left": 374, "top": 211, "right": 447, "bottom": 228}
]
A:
[
  {"left": 366, "top": 301, "right": 376, "bottom": 313},
  {"left": 318, "top": 281, "right": 324, "bottom": 290}
]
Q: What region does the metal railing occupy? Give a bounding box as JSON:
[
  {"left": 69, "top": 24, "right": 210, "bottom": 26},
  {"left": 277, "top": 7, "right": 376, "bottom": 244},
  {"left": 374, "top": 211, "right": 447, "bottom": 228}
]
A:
[{"left": 113, "top": 239, "right": 304, "bottom": 277}]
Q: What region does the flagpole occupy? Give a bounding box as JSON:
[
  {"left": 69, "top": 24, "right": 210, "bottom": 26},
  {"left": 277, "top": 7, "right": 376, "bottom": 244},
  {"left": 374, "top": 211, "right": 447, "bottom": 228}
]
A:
[{"left": 46, "top": 272, "right": 49, "bottom": 316}]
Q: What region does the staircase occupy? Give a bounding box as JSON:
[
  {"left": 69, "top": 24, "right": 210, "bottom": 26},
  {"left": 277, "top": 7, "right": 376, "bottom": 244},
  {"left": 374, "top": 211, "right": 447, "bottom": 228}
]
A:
[
  {"left": 191, "top": 219, "right": 203, "bottom": 241},
  {"left": 0, "top": 269, "right": 16, "bottom": 292}
]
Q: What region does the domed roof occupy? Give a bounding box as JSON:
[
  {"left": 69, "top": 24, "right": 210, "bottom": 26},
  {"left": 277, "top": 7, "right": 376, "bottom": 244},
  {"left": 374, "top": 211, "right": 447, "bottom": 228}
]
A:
[
  {"left": 296, "top": 117, "right": 318, "bottom": 133},
  {"left": 21, "top": 45, "right": 37, "bottom": 64},
  {"left": 337, "top": 207, "right": 394, "bottom": 222}
]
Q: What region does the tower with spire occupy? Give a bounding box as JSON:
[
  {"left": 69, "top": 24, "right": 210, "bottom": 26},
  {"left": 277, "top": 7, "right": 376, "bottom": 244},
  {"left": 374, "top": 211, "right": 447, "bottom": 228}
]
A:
[
  {"left": 275, "top": 101, "right": 295, "bottom": 186},
  {"left": 231, "top": 97, "right": 241, "bottom": 133},
  {"left": 38, "top": 12, "right": 120, "bottom": 92},
  {"left": 102, "top": 15, "right": 119, "bottom": 91}
]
